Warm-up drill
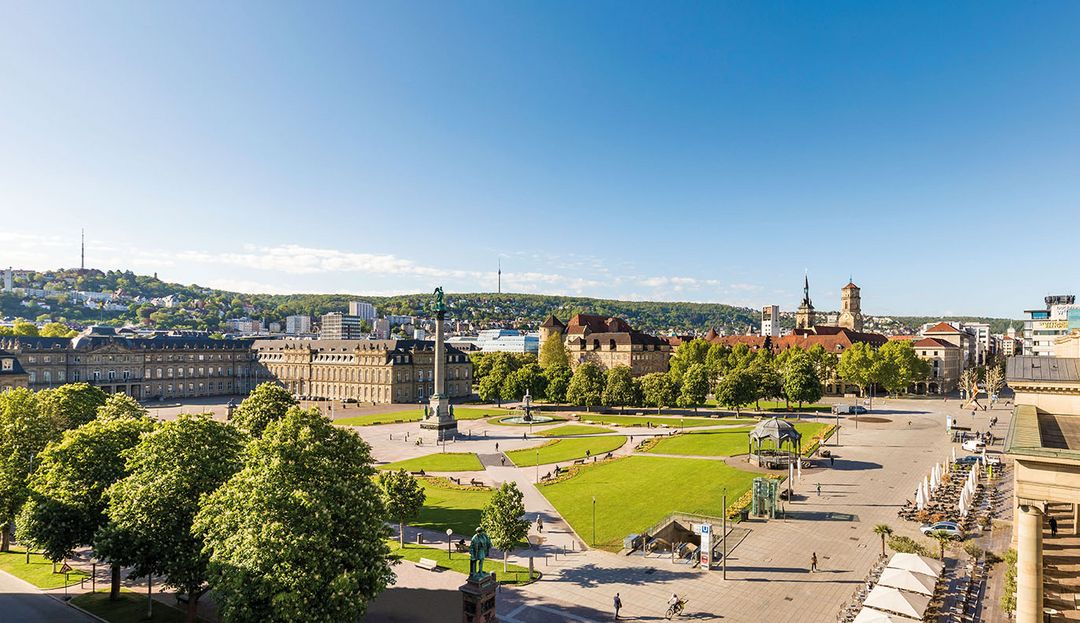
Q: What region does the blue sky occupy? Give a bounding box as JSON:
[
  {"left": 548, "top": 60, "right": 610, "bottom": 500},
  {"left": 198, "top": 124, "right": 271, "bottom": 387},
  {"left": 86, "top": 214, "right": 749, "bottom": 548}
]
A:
[{"left": 1, "top": 2, "right": 1078, "bottom": 317}]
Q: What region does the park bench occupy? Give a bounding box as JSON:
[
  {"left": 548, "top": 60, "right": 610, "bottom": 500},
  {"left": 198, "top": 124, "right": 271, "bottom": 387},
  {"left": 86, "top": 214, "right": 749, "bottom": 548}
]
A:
[
  {"left": 573, "top": 459, "right": 585, "bottom": 465},
  {"left": 415, "top": 558, "right": 439, "bottom": 571},
  {"left": 469, "top": 479, "right": 483, "bottom": 487}
]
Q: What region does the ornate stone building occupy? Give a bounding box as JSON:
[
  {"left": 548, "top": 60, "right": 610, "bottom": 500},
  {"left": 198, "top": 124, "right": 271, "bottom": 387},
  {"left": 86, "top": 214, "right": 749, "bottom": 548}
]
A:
[
  {"left": 252, "top": 338, "right": 472, "bottom": 404},
  {"left": 547, "top": 313, "right": 670, "bottom": 376},
  {"left": 0, "top": 350, "right": 28, "bottom": 391},
  {"left": 837, "top": 281, "right": 864, "bottom": 331},
  {"left": 0, "top": 327, "right": 257, "bottom": 399}
]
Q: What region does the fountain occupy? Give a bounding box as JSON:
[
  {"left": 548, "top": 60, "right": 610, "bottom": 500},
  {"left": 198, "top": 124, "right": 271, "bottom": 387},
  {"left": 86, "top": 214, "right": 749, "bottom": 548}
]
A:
[{"left": 499, "top": 390, "right": 555, "bottom": 424}]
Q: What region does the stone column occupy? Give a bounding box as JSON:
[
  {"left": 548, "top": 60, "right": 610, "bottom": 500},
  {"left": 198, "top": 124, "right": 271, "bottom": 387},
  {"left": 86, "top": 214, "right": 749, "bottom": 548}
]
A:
[
  {"left": 434, "top": 310, "right": 445, "bottom": 398},
  {"left": 1015, "top": 504, "right": 1044, "bottom": 623},
  {"left": 1074, "top": 503, "right": 1079, "bottom": 536}
]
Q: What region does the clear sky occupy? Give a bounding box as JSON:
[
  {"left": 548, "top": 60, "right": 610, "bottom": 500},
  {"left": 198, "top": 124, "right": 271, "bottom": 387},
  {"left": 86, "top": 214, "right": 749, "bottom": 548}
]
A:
[{"left": 2, "top": 2, "right": 1078, "bottom": 317}]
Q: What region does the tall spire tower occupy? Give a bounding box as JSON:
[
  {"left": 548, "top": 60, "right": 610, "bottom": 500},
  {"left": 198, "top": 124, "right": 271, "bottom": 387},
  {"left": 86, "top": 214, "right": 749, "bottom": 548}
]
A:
[
  {"left": 795, "top": 271, "right": 815, "bottom": 330},
  {"left": 80, "top": 229, "right": 85, "bottom": 270},
  {"left": 497, "top": 258, "right": 501, "bottom": 294}
]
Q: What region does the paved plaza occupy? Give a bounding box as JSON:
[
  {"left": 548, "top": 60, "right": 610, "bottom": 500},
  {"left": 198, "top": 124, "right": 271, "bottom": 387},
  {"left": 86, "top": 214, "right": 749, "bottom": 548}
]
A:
[{"left": 352, "top": 397, "right": 1015, "bottom": 623}]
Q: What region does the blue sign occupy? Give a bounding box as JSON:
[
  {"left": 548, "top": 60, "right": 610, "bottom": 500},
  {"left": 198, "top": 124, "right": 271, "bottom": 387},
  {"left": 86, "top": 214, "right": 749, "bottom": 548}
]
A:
[{"left": 1069, "top": 309, "right": 1080, "bottom": 329}]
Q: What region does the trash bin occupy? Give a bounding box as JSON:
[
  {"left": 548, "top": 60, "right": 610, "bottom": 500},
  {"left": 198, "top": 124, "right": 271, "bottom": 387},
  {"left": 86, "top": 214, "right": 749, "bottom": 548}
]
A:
[{"left": 416, "top": 534, "right": 424, "bottom": 545}]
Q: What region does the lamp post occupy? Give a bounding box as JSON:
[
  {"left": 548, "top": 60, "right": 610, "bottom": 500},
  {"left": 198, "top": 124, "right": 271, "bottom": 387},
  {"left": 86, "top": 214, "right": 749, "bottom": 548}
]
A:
[
  {"left": 722, "top": 488, "right": 727, "bottom": 580},
  {"left": 591, "top": 496, "right": 596, "bottom": 547},
  {"left": 446, "top": 528, "right": 454, "bottom": 559},
  {"left": 535, "top": 450, "right": 539, "bottom": 484},
  {"left": 835, "top": 410, "right": 840, "bottom": 446}
]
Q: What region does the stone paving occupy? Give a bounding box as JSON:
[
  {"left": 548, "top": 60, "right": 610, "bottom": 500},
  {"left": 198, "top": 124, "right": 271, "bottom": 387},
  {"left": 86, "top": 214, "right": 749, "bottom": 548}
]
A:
[{"left": 354, "top": 398, "right": 1017, "bottom": 623}]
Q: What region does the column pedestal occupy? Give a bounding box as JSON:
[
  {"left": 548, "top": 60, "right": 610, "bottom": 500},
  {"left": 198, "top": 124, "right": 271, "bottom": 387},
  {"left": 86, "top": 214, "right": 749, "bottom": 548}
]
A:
[
  {"left": 419, "top": 310, "right": 458, "bottom": 442},
  {"left": 460, "top": 574, "right": 497, "bottom": 623},
  {"left": 1016, "top": 503, "right": 1044, "bottom": 623}
]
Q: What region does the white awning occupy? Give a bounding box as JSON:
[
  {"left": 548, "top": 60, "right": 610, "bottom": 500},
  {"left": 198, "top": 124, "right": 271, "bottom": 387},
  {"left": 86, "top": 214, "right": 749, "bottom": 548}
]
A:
[
  {"left": 886, "top": 552, "right": 945, "bottom": 578},
  {"left": 876, "top": 567, "right": 937, "bottom": 596},
  {"left": 852, "top": 606, "right": 923, "bottom": 623},
  {"left": 863, "top": 585, "right": 931, "bottom": 620}
]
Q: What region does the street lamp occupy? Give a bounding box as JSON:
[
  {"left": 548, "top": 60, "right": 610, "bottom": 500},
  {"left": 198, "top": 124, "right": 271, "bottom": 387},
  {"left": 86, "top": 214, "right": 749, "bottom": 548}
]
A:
[
  {"left": 535, "top": 450, "right": 539, "bottom": 483},
  {"left": 591, "top": 496, "right": 596, "bottom": 546},
  {"left": 446, "top": 528, "right": 454, "bottom": 559}
]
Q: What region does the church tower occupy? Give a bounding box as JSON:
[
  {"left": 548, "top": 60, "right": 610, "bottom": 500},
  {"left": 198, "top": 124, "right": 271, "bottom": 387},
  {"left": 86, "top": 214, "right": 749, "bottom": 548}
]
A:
[
  {"left": 838, "top": 281, "right": 864, "bottom": 332},
  {"left": 795, "top": 273, "right": 815, "bottom": 329}
]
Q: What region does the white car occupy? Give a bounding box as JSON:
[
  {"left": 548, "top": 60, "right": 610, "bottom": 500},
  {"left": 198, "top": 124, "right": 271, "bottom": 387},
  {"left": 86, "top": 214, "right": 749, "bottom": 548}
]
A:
[
  {"left": 961, "top": 439, "right": 985, "bottom": 452},
  {"left": 983, "top": 454, "right": 1001, "bottom": 466}
]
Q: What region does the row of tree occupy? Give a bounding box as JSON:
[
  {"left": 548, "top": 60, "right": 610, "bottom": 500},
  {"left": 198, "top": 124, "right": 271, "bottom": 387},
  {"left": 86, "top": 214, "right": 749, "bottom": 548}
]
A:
[{"left": 1, "top": 382, "right": 525, "bottom": 622}]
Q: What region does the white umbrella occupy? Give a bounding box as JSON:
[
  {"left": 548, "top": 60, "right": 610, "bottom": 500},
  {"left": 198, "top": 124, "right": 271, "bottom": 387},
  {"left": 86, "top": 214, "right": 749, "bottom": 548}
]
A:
[
  {"left": 863, "top": 585, "right": 931, "bottom": 620},
  {"left": 922, "top": 478, "right": 930, "bottom": 504},
  {"left": 852, "top": 607, "right": 923, "bottom": 623},
  {"left": 887, "top": 553, "right": 945, "bottom": 577},
  {"left": 877, "top": 567, "right": 937, "bottom": 596},
  {"left": 958, "top": 492, "right": 967, "bottom": 517},
  {"left": 915, "top": 485, "right": 925, "bottom": 510},
  {"left": 951, "top": 447, "right": 956, "bottom": 464}
]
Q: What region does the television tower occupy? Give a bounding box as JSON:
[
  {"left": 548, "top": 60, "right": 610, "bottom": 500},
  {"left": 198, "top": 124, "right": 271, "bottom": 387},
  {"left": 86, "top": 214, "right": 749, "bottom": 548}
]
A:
[
  {"left": 81, "top": 229, "right": 85, "bottom": 270},
  {"left": 497, "top": 258, "right": 501, "bottom": 294}
]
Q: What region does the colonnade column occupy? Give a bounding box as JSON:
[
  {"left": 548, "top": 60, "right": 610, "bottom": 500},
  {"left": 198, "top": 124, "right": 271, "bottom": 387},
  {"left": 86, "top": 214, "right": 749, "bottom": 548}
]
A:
[{"left": 1015, "top": 503, "right": 1044, "bottom": 623}]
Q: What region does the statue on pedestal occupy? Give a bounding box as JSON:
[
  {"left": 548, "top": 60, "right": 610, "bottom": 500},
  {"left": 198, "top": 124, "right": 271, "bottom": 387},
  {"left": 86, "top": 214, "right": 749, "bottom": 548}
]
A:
[
  {"left": 433, "top": 286, "right": 446, "bottom": 314},
  {"left": 468, "top": 527, "right": 493, "bottom": 579}
]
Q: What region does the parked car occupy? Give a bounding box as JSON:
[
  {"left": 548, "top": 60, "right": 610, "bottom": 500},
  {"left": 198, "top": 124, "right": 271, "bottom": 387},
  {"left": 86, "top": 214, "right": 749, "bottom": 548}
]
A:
[
  {"left": 832, "top": 405, "right": 869, "bottom": 415},
  {"left": 955, "top": 455, "right": 981, "bottom": 465},
  {"left": 921, "top": 521, "right": 964, "bottom": 539},
  {"left": 961, "top": 439, "right": 986, "bottom": 452},
  {"left": 851, "top": 405, "right": 868, "bottom": 414},
  {"left": 983, "top": 454, "right": 1002, "bottom": 466}
]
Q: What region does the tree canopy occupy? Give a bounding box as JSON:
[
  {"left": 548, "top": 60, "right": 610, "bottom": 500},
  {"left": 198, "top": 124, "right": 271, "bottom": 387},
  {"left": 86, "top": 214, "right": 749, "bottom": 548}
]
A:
[
  {"left": 195, "top": 408, "right": 393, "bottom": 623},
  {"left": 480, "top": 482, "right": 530, "bottom": 572},
  {"left": 566, "top": 363, "right": 605, "bottom": 410},
  {"left": 378, "top": 470, "right": 426, "bottom": 548},
  {"left": 231, "top": 382, "right": 298, "bottom": 437}
]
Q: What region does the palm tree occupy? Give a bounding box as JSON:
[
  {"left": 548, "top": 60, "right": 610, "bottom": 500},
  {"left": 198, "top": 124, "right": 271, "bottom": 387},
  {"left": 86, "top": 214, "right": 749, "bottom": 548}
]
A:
[
  {"left": 930, "top": 530, "right": 954, "bottom": 560},
  {"left": 873, "top": 524, "right": 893, "bottom": 557}
]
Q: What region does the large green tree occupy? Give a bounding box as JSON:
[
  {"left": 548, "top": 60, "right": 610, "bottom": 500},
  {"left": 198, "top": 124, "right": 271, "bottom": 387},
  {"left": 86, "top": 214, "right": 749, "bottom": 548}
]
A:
[
  {"left": 639, "top": 372, "right": 676, "bottom": 414},
  {"left": 16, "top": 417, "right": 155, "bottom": 598},
  {"left": 837, "top": 342, "right": 878, "bottom": 403},
  {"left": 538, "top": 334, "right": 570, "bottom": 370},
  {"left": 232, "top": 382, "right": 298, "bottom": 437},
  {"left": 748, "top": 357, "right": 783, "bottom": 411},
  {"left": 95, "top": 393, "right": 149, "bottom": 422},
  {"left": 668, "top": 339, "right": 710, "bottom": 382},
  {"left": 565, "top": 363, "right": 605, "bottom": 410},
  {"left": 0, "top": 388, "right": 60, "bottom": 551},
  {"left": 480, "top": 482, "right": 530, "bottom": 572},
  {"left": 378, "top": 469, "right": 426, "bottom": 548},
  {"left": 713, "top": 368, "right": 755, "bottom": 416},
  {"left": 502, "top": 363, "right": 547, "bottom": 402},
  {"left": 875, "top": 340, "right": 932, "bottom": 396},
  {"left": 543, "top": 364, "right": 572, "bottom": 403},
  {"left": 195, "top": 408, "right": 393, "bottom": 623},
  {"left": 782, "top": 352, "right": 823, "bottom": 408},
  {"left": 677, "top": 363, "right": 710, "bottom": 411},
  {"left": 601, "top": 366, "right": 638, "bottom": 413},
  {"left": 96, "top": 414, "right": 245, "bottom": 622},
  {"left": 37, "top": 383, "right": 108, "bottom": 431}
]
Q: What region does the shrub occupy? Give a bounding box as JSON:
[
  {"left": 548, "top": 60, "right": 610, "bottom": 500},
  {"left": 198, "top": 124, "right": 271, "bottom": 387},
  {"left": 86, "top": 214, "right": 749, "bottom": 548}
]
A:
[
  {"left": 888, "top": 535, "right": 928, "bottom": 556},
  {"left": 1000, "top": 549, "right": 1017, "bottom": 614}
]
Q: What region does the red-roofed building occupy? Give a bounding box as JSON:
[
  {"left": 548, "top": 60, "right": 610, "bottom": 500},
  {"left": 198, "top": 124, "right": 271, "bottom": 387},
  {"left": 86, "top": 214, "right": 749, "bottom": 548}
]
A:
[
  {"left": 909, "top": 336, "right": 962, "bottom": 394},
  {"left": 542, "top": 313, "right": 671, "bottom": 376}
]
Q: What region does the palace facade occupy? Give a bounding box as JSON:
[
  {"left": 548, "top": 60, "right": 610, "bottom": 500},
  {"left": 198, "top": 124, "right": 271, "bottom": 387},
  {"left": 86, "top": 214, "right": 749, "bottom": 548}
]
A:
[
  {"left": 0, "top": 327, "right": 257, "bottom": 399},
  {"left": 251, "top": 338, "right": 472, "bottom": 404},
  {"left": 540, "top": 313, "right": 671, "bottom": 376}
]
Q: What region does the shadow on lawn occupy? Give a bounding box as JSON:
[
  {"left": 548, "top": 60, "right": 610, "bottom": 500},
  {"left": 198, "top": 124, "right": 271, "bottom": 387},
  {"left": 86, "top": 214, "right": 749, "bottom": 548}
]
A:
[{"left": 415, "top": 507, "right": 484, "bottom": 537}]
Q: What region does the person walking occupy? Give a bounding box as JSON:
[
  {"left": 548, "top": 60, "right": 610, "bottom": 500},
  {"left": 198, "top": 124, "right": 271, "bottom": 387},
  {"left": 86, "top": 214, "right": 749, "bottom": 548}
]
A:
[
  {"left": 816, "top": 483, "right": 822, "bottom": 496},
  {"left": 537, "top": 515, "right": 544, "bottom": 534},
  {"left": 613, "top": 593, "right": 622, "bottom": 620},
  {"left": 495, "top": 442, "right": 499, "bottom": 452},
  {"left": 810, "top": 552, "right": 818, "bottom": 573},
  {"left": 1050, "top": 516, "right": 1058, "bottom": 536},
  {"left": 829, "top": 455, "right": 835, "bottom": 467}
]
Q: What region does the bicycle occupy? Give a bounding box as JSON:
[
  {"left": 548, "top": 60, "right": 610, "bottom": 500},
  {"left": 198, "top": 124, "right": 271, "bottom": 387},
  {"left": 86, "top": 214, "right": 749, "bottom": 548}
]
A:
[{"left": 665, "top": 598, "right": 688, "bottom": 619}]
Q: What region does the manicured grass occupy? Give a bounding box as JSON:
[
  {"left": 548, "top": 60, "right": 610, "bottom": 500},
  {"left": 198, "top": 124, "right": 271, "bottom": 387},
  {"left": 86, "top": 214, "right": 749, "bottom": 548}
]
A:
[
  {"left": 72, "top": 590, "right": 197, "bottom": 623},
  {"left": 705, "top": 399, "right": 831, "bottom": 413},
  {"left": 506, "top": 436, "right": 627, "bottom": 466},
  {"left": 335, "top": 409, "right": 424, "bottom": 426},
  {"left": 387, "top": 541, "right": 535, "bottom": 586},
  {"left": 540, "top": 455, "right": 759, "bottom": 551},
  {"left": 334, "top": 407, "right": 506, "bottom": 427},
  {"left": 577, "top": 414, "right": 728, "bottom": 428},
  {"left": 0, "top": 549, "right": 87, "bottom": 589},
  {"left": 646, "top": 422, "right": 831, "bottom": 457},
  {"left": 534, "top": 424, "right": 615, "bottom": 437},
  {"left": 380, "top": 452, "right": 484, "bottom": 472},
  {"left": 414, "top": 479, "right": 493, "bottom": 537}
]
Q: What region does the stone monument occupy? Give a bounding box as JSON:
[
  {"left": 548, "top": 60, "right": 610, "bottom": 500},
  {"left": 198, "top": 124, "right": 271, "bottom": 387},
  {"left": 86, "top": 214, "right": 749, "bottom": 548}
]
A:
[
  {"left": 420, "top": 286, "right": 458, "bottom": 441},
  {"left": 460, "top": 527, "right": 496, "bottom": 623}
]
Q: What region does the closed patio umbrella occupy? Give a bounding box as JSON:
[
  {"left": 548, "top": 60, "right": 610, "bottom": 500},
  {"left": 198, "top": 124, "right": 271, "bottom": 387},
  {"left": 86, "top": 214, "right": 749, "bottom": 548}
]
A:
[
  {"left": 852, "top": 606, "right": 922, "bottom": 623},
  {"left": 876, "top": 567, "right": 937, "bottom": 597},
  {"left": 863, "top": 585, "right": 930, "bottom": 620},
  {"left": 887, "top": 553, "right": 944, "bottom": 578}
]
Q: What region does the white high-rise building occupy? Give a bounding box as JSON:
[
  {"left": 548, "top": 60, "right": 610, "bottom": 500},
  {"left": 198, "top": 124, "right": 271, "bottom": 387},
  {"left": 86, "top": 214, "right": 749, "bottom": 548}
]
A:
[
  {"left": 348, "top": 301, "right": 377, "bottom": 321},
  {"left": 761, "top": 305, "right": 780, "bottom": 337},
  {"left": 1023, "top": 295, "right": 1080, "bottom": 357},
  {"left": 285, "top": 315, "right": 312, "bottom": 335}
]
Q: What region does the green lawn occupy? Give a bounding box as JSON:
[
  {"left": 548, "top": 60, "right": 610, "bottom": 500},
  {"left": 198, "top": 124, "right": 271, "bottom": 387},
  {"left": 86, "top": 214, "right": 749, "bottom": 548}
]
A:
[
  {"left": 534, "top": 424, "right": 615, "bottom": 437},
  {"left": 380, "top": 452, "right": 483, "bottom": 472},
  {"left": 72, "top": 590, "right": 197, "bottom": 623},
  {"left": 387, "top": 541, "right": 535, "bottom": 586},
  {"left": 540, "top": 455, "right": 759, "bottom": 551},
  {"left": 646, "top": 422, "right": 831, "bottom": 457},
  {"left": 0, "top": 549, "right": 88, "bottom": 589},
  {"left": 414, "top": 479, "right": 493, "bottom": 537},
  {"left": 334, "top": 406, "right": 507, "bottom": 427},
  {"left": 577, "top": 414, "right": 729, "bottom": 428},
  {"left": 705, "top": 399, "right": 831, "bottom": 413},
  {"left": 506, "top": 436, "right": 627, "bottom": 466}
]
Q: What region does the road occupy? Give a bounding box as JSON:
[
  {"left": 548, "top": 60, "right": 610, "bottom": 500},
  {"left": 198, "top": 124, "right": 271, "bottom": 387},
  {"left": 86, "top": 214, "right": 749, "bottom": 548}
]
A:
[{"left": 0, "top": 570, "right": 97, "bottom": 623}]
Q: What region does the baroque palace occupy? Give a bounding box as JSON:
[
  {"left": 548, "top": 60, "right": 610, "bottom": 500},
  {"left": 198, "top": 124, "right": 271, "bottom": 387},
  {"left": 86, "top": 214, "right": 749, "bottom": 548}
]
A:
[{"left": 0, "top": 327, "right": 473, "bottom": 405}]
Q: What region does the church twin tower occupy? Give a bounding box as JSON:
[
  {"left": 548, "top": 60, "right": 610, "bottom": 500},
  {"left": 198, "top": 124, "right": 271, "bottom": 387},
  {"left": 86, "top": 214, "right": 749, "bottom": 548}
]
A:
[{"left": 795, "top": 275, "right": 863, "bottom": 332}]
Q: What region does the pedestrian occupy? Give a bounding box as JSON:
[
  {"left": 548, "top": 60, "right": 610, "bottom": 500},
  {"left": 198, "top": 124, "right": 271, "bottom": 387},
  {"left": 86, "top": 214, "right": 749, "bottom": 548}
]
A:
[
  {"left": 523, "top": 432, "right": 527, "bottom": 440},
  {"left": 500, "top": 456, "right": 506, "bottom": 466},
  {"left": 810, "top": 552, "right": 818, "bottom": 573},
  {"left": 830, "top": 455, "right": 835, "bottom": 467},
  {"left": 1050, "top": 516, "right": 1058, "bottom": 536},
  {"left": 816, "top": 483, "right": 821, "bottom": 496},
  {"left": 613, "top": 592, "right": 622, "bottom": 619},
  {"left": 537, "top": 515, "right": 544, "bottom": 533},
  {"left": 586, "top": 449, "right": 591, "bottom": 458},
  {"left": 495, "top": 442, "right": 499, "bottom": 452}
]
